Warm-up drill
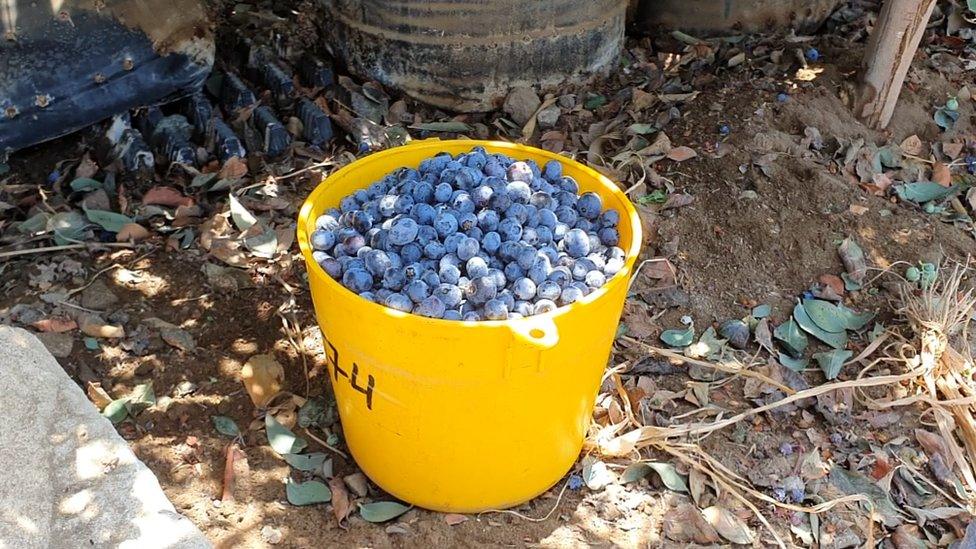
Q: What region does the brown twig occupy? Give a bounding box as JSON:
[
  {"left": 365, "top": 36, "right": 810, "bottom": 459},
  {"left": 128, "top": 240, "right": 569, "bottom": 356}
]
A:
[
  {"left": 0, "top": 242, "right": 136, "bottom": 259},
  {"left": 304, "top": 428, "right": 349, "bottom": 459},
  {"left": 221, "top": 443, "right": 241, "bottom": 502}
]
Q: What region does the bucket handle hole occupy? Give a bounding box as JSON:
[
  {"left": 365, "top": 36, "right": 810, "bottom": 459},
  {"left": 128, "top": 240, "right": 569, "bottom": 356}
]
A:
[{"left": 529, "top": 328, "right": 545, "bottom": 339}]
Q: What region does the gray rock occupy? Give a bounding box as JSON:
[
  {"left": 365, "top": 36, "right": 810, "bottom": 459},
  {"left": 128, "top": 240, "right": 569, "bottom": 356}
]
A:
[
  {"left": 34, "top": 331, "right": 74, "bottom": 358},
  {"left": 502, "top": 86, "right": 540, "bottom": 126},
  {"left": 80, "top": 279, "right": 119, "bottom": 310},
  {"left": 0, "top": 326, "right": 210, "bottom": 549},
  {"left": 536, "top": 104, "right": 561, "bottom": 129}
]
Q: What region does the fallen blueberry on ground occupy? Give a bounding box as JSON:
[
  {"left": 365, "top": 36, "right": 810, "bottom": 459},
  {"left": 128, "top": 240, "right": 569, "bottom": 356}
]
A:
[{"left": 309, "top": 147, "right": 627, "bottom": 320}]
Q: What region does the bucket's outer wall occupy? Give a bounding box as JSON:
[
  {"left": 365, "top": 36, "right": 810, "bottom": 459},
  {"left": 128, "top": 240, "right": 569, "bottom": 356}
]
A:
[
  {"left": 633, "top": 0, "right": 843, "bottom": 34},
  {"left": 321, "top": 0, "right": 628, "bottom": 112},
  {"left": 297, "top": 141, "right": 642, "bottom": 512}
]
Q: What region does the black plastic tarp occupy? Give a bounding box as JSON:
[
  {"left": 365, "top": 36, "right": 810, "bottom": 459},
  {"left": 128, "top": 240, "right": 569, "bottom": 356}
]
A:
[{"left": 0, "top": 0, "right": 213, "bottom": 157}]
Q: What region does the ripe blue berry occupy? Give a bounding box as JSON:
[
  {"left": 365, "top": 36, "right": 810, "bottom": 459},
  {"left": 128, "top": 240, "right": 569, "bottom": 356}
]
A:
[{"left": 389, "top": 218, "right": 419, "bottom": 245}]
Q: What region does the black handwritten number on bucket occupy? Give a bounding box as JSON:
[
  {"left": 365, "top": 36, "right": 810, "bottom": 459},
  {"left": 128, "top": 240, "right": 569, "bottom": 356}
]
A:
[{"left": 325, "top": 338, "right": 376, "bottom": 410}]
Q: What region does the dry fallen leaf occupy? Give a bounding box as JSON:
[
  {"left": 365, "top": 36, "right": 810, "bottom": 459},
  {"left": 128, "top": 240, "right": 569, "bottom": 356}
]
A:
[
  {"left": 32, "top": 317, "right": 77, "bottom": 333},
  {"left": 702, "top": 506, "right": 755, "bottom": 545},
  {"left": 116, "top": 223, "right": 151, "bottom": 242},
  {"left": 900, "top": 134, "right": 923, "bottom": 156},
  {"left": 664, "top": 504, "right": 720, "bottom": 544},
  {"left": 80, "top": 317, "right": 125, "bottom": 339},
  {"left": 819, "top": 274, "right": 845, "bottom": 296},
  {"left": 932, "top": 162, "right": 952, "bottom": 187},
  {"left": 142, "top": 186, "right": 194, "bottom": 208},
  {"left": 328, "top": 477, "right": 352, "bottom": 529},
  {"left": 241, "top": 354, "right": 284, "bottom": 408},
  {"left": 943, "top": 142, "right": 964, "bottom": 159},
  {"left": 849, "top": 204, "right": 869, "bottom": 216},
  {"left": 444, "top": 513, "right": 468, "bottom": 526},
  {"left": 86, "top": 381, "right": 113, "bottom": 410},
  {"left": 666, "top": 146, "right": 697, "bottom": 162},
  {"left": 219, "top": 156, "right": 249, "bottom": 179}
]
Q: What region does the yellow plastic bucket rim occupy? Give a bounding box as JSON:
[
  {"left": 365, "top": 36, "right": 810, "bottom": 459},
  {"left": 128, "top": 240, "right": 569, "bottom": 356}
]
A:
[{"left": 297, "top": 139, "right": 643, "bottom": 330}]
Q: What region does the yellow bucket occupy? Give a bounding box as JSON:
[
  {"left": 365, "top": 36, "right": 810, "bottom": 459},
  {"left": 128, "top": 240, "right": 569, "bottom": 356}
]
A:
[{"left": 297, "top": 140, "right": 642, "bottom": 512}]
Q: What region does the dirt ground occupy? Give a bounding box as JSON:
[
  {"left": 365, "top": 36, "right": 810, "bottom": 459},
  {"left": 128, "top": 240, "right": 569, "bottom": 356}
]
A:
[{"left": 2, "top": 1, "right": 976, "bottom": 547}]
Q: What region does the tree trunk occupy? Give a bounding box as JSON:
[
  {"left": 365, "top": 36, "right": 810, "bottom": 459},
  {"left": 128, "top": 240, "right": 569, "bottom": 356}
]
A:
[{"left": 855, "top": 0, "right": 937, "bottom": 130}]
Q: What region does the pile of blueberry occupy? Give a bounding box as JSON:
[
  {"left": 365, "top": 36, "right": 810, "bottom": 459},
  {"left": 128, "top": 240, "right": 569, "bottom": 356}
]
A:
[{"left": 309, "top": 147, "right": 626, "bottom": 321}]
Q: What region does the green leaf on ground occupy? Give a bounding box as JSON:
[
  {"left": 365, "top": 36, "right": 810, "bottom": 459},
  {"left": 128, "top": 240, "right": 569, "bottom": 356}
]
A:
[
  {"left": 801, "top": 299, "right": 847, "bottom": 333},
  {"left": 211, "top": 415, "right": 241, "bottom": 438},
  {"left": 409, "top": 121, "right": 473, "bottom": 133},
  {"left": 102, "top": 399, "right": 129, "bottom": 424},
  {"left": 836, "top": 304, "right": 874, "bottom": 331},
  {"left": 229, "top": 194, "right": 258, "bottom": 231},
  {"left": 793, "top": 304, "right": 848, "bottom": 349},
  {"left": 894, "top": 182, "right": 958, "bottom": 203},
  {"left": 774, "top": 318, "right": 808, "bottom": 357},
  {"left": 18, "top": 212, "right": 51, "bottom": 234},
  {"left": 813, "top": 349, "right": 853, "bottom": 380},
  {"left": 126, "top": 382, "right": 156, "bottom": 414},
  {"left": 661, "top": 326, "right": 695, "bottom": 348},
  {"left": 621, "top": 462, "right": 688, "bottom": 492},
  {"left": 85, "top": 209, "right": 133, "bottom": 233},
  {"left": 359, "top": 501, "right": 411, "bottom": 523},
  {"left": 48, "top": 211, "right": 88, "bottom": 244},
  {"left": 751, "top": 304, "right": 771, "bottom": 319},
  {"left": 70, "top": 178, "right": 103, "bottom": 192},
  {"left": 829, "top": 465, "right": 902, "bottom": 527},
  {"left": 265, "top": 414, "right": 307, "bottom": 455},
  {"left": 778, "top": 353, "right": 809, "bottom": 372},
  {"left": 283, "top": 452, "right": 329, "bottom": 472},
  {"left": 286, "top": 478, "right": 332, "bottom": 506}
]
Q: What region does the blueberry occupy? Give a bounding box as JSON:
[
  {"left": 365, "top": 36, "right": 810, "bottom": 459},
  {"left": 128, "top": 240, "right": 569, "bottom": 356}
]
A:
[
  {"left": 471, "top": 185, "right": 493, "bottom": 208},
  {"left": 521, "top": 227, "right": 540, "bottom": 247},
  {"left": 488, "top": 268, "right": 507, "bottom": 289},
  {"left": 555, "top": 205, "right": 578, "bottom": 226},
  {"left": 585, "top": 270, "right": 606, "bottom": 288},
  {"left": 311, "top": 229, "right": 336, "bottom": 251},
  {"left": 389, "top": 218, "right": 419, "bottom": 245},
  {"left": 443, "top": 310, "right": 463, "bottom": 321},
  {"left": 538, "top": 208, "right": 558, "bottom": 229},
  {"left": 434, "top": 284, "right": 463, "bottom": 308},
  {"left": 539, "top": 245, "right": 559, "bottom": 264},
  {"left": 527, "top": 257, "right": 551, "bottom": 285},
  {"left": 434, "top": 182, "right": 453, "bottom": 203},
  {"left": 424, "top": 241, "right": 446, "bottom": 260},
  {"left": 805, "top": 47, "right": 820, "bottom": 62},
  {"left": 498, "top": 218, "right": 523, "bottom": 242},
  {"left": 507, "top": 161, "right": 533, "bottom": 183},
  {"left": 364, "top": 249, "right": 392, "bottom": 276},
  {"left": 457, "top": 237, "right": 480, "bottom": 261},
  {"left": 342, "top": 268, "right": 373, "bottom": 293},
  {"left": 382, "top": 267, "right": 406, "bottom": 290},
  {"left": 483, "top": 159, "right": 506, "bottom": 178},
  {"left": 600, "top": 210, "right": 620, "bottom": 228},
  {"left": 604, "top": 257, "right": 624, "bottom": 276},
  {"left": 400, "top": 242, "right": 423, "bottom": 264},
  {"left": 394, "top": 194, "right": 414, "bottom": 215},
  {"left": 412, "top": 181, "right": 434, "bottom": 204},
  {"left": 556, "top": 176, "right": 578, "bottom": 194},
  {"left": 457, "top": 212, "right": 478, "bottom": 232},
  {"left": 516, "top": 246, "right": 538, "bottom": 270},
  {"left": 439, "top": 264, "right": 461, "bottom": 285},
  {"left": 434, "top": 211, "right": 459, "bottom": 238},
  {"left": 342, "top": 234, "right": 367, "bottom": 256},
  {"left": 465, "top": 276, "right": 497, "bottom": 304},
  {"left": 320, "top": 256, "right": 343, "bottom": 278},
  {"left": 530, "top": 192, "right": 555, "bottom": 210},
  {"left": 572, "top": 258, "right": 597, "bottom": 281},
  {"left": 339, "top": 195, "right": 359, "bottom": 213},
  {"left": 384, "top": 292, "right": 413, "bottom": 312},
  {"left": 514, "top": 301, "right": 534, "bottom": 316},
  {"left": 412, "top": 203, "right": 436, "bottom": 224},
  {"left": 513, "top": 278, "right": 537, "bottom": 300},
  {"left": 466, "top": 256, "right": 489, "bottom": 278},
  {"left": 439, "top": 253, "right": 461, "bottom": 270},
  {"left": 560, "top": 286, "right": 584, "bottom": 305},
  {"left": 553, "top": 222, "right": 570, "bottom": 240},
  {"left": 451, "top": 192, "right": 475, "bottom": 214},
  {"left": 506, "top": 181, "right": 532, "bottom": 204},
  {"left": 481, "top": 231, "right": 502, "bottom": 254},
  {"left": 483, "top": 298, "right": 509, "bottom": 320},
  {"left": 598, "top": 227, "right": 620, "bottom": 247},
  {"left": 543, "top": 160, "right": 563, "bottom": 182},
  {"left": 455, "top": 167, "right": 481, "bottom": 189},
  {"left": 488, "top": 189, "right": 513, "bottom": 211},
  {"left": 497, "top": 289, "right": 515, "bottom": 311},
  {"left": 575, "top": 219, "right": 593, "bottom": 233},
  {"left": 421, "top": 270, "right": 440, "bottom": 288},
  {"left": 416, "top": 225, "right": 438, "bottom": 246},
  {"left": 359, "top": 292, "right": 377, "bottom": 303},
  {"left": 504, "top": 262, "right": 524, "bottom": 282},
  {"left": 505, "top": 203, "right": 528, "bottom": 224},
  {"left": 535, "top": 299, "right": 557, "bottom": 314},
  {"left": 535, "top": 226, "right": 554, "bottom": 245},
  {"left": 477, "top": 210, "right": 500, "bottom": 232},
  {"left": 404, "top": 280, "right": 430, "bottom": 303},
  {"left": 462, "top": 311, "right": 481, "bottom": 321},
  {"left": 415, "top": 295, "right": 446, "bottom": 318},
  {"left": 549, "top": 267, "right": 572, "bottom": 286},
  {"left": 563, "top": 228, "right": 591, "bottom": 258},
  {"left": 537, "top": 280, "right": 561, "bottom": 301},
  {"left": 318, "top": 216, "right": 341, "bottom": 233}
]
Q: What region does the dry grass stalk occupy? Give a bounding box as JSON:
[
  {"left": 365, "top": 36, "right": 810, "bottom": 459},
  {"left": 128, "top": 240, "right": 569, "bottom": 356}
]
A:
[{"left": 896, "top": 259, "right": 976, "bottom": 506}]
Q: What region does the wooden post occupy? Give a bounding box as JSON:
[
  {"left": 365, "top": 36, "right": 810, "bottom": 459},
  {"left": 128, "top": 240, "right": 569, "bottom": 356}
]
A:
[{"left": 854, "top": 0, "right": 937, "bottom": 130}]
